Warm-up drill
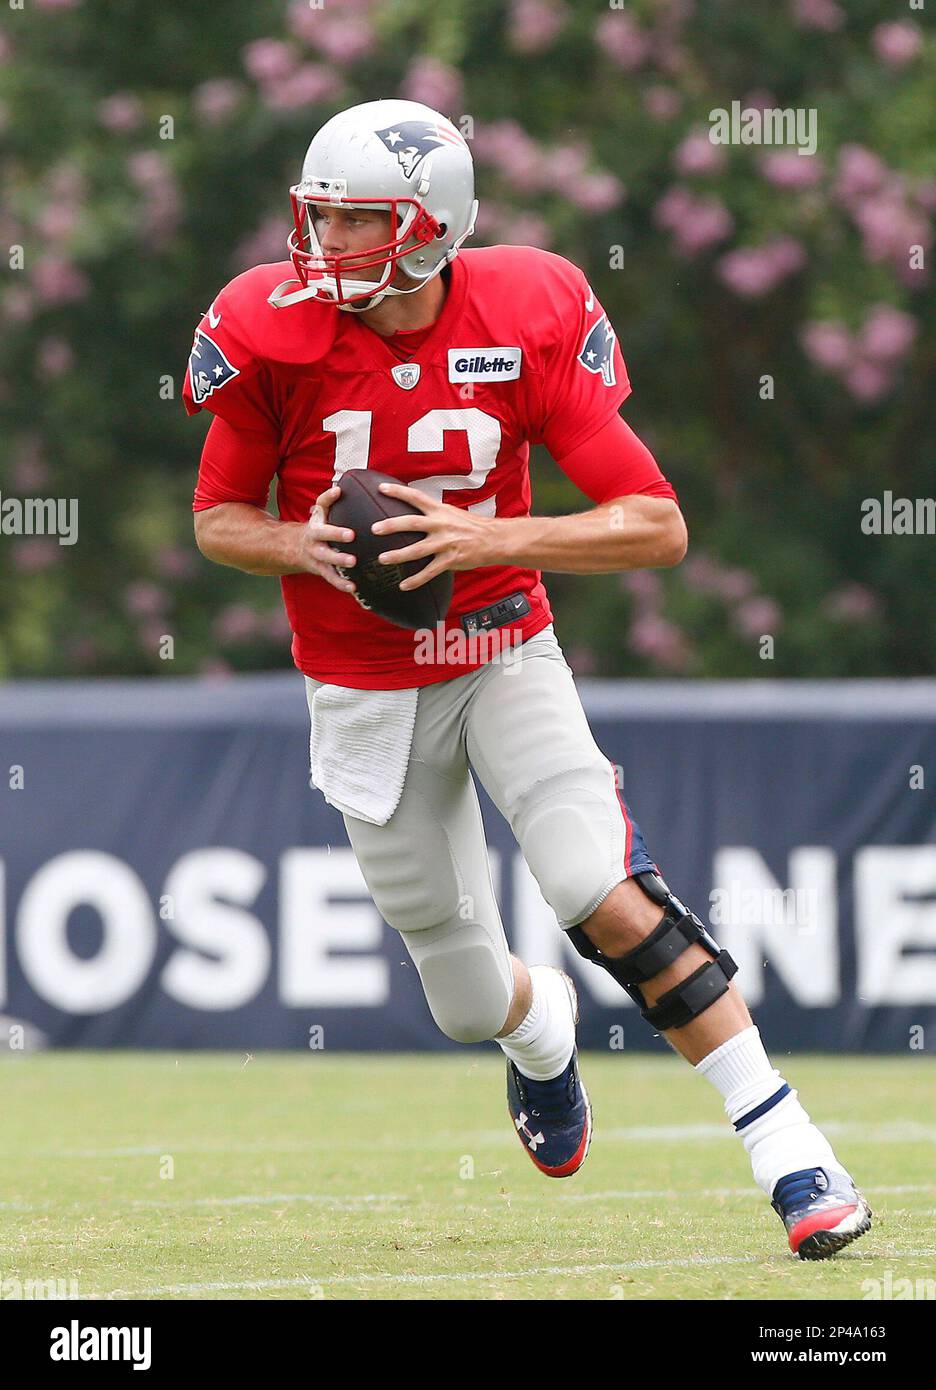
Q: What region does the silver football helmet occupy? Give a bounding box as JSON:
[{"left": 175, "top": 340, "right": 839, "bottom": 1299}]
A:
[{"left": 269, "top": 98, "right": 478, "bottom": 312}]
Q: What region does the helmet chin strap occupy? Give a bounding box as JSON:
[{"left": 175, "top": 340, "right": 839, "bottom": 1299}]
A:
[{"left": 268, "top": 266, "right": 437, "bottom": 312}]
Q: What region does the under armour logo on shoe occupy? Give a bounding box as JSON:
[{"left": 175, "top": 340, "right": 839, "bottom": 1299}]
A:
[{"left": 515, "top": 1112, "right": 545, "bottom": 1151}]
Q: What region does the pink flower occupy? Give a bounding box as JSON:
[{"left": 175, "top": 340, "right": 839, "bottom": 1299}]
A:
[
  {"left": 124, "top": 582, "right": 168, "bottom": 619},
  {"left": 260, "top": 64, "right": 341, "bottom": 111},
  {"left": 852, "top": 194, "right": 932, "bottom": 269},
  {"left": 595, "top": 12, "right": 650, "bottom": 71},
  {"left": 31, "top": 256, "right": 90, "bottom": 306},
  {"left": 242, "top": 38, "right": 300, "bottom": 83},
  {"left": 11, "top": 436, "right": 48, "bottom": 491},
  {"left": 620, "top": 569, "right": 663, "bottom": 606},
  {"left": 680, "top": 552, "right": 723, "bottom": 596},
  {"left": 214, "top": 604, "right": 261, "bottom": 644},
  {"left": 859, "top": 305, "right": 917, "bottom": 363},
  {"left": 759, "top": 150, "right": 824, "bottom": 190},
  {"left": 643, "top": 86, "right": 682, "bottom": 122},
  {"left": 822, "top": 584, "right": 882, "bottom": 623},
  {"left": 871, "top": 21, "right": 923, "bottom": 71},
  {"left": 801, "top": 320, "right": 853, "bottom": 372},
  {"left": 312, "top": 17, "right": 375, "bottom": 65},
  {"left": 674, "top": 196, "right": 734, "bottom": 258},
  {"left": 194, "top": 79, "right": 244, "bottom": 126},
  {"left": 3, "top": 287, "right": 33, "bottom": 324},
  {"left": 47, "top": 162, "right": 86, "bottom": 203},
  {"left": 127, "top": 157, "right": 181, "bottom": 248},
  {"left": 127, "top": 150, "right": 169, "bottom": 188},
  {"left": 734, "top": 597, "right": 782, "bottom": 638},
  {"left": 673, "top": 128, "right": 726, "bottom": 178},
  {"left": 496, "top": 212, "right": 553, "bottom": 249},
  {"left": 37, "top": 337, "right": 74, "bottom": 380},
  {"left": 742, "top": 90, "right": 779, "bottom": 114},
  {"left": 717, "top": 238, "right": 806, "bottom": 297},
  {"left": 155, "top": 546, "right": 198, "bottom": 580},
  {"left": 790, "top": 0, "right": 844, "bottom": 32},
  {"left": 97, "top": 93, "right": 143, "bottom": 134},
  {"left": 508, "top": 0, "right": 567, "bottom": 54},
  {"left": 844, "top": 361, "right": 891, "bottom": 403},
  {"left": 833, "top": 145, "right": 888, "bottom": 207},
  {"left": 11, "top": 539, "right": 61, "bottom": 573},
  {"left": 714, "top": 568, "right": 756, "bottom": 602},
  {"left": 36, "top": 203, "right": 78, "bottom": 243},
  {"left": 549, "top": 142, "right": 589, "bottom": 183},
  {"left": 231, "top": 216, "right": 293, "bottom": 271},
  {"left": 474, "top": 121, "right": 545, "bottom": 194},
  {"left": 401, "top": 57, "right": 463, "bottom": 113},
  {"left": 287, "top": 0, "right": 378, "bottom": 44},
  {"left": 569, "top": 172, "right": 625, "bottom": 213},
  {"left": 628, "top": 615, "right": 692, "bottom": 672}
]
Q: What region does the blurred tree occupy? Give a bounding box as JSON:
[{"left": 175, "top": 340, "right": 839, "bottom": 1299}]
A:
[{"left": 0, "top": 0, "right": 933, "bottom": 679}]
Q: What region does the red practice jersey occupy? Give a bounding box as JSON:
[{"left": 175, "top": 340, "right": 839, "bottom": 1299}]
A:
[{"left": 184, "top": 245, "right": 677, "bottom": 688}]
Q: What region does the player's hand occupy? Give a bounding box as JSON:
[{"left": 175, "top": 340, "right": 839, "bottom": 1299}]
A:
[
  {"left": 372, "top": 481, "right": 497, "bottom": 591},
  {"left": 299, "top": 485, "right": 357, "bottom": 594}
]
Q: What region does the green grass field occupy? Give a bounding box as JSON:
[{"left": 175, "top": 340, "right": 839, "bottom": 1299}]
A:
[{"left": 1, "top": 1052, "right": 934, "bottom": 1300}]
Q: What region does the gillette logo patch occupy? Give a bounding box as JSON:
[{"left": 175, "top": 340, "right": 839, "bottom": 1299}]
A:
[{"left": 448, "top": 348, "right": 522, "bottom": 382}]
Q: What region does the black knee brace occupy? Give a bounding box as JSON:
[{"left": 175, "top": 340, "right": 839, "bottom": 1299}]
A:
[{"left": 565, "top": 871, "right": 737, "bottom": 1031}]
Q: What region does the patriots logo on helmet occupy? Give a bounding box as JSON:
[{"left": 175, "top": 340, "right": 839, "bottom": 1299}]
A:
[
  {"left": 188, "top": 329, "right": 239, "bottom": 405},
  {"left": 578, "top": 315, "right": 617, "bottom": 388},
  {"left": 375, "top": 121, "right": 465, "bottom": 180}
]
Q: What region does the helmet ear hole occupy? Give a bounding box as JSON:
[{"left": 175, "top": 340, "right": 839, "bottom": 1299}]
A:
[{"left": 436, "top": 223, "right": 448, "bottom": 238}]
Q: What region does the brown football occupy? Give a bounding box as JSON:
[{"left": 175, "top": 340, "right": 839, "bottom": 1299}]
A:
[{"left": 328, "top": 469, "right": 454, "bottom": 631}]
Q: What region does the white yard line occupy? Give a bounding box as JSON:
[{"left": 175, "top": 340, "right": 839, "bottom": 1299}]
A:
[
  {"left": 85, "top": 1249, "right": 936, "bottom": 1299},
  {"left": 2, "top": 1183, "right": 933, "bottom": 1219},
  {"left": 6, "top": 1118, "right": 936, "bottom": 1161}
]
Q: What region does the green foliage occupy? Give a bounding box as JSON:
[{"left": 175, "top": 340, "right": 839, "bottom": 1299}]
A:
[{"left": 0, "top": 0, "right": 933, "bottom": 677}]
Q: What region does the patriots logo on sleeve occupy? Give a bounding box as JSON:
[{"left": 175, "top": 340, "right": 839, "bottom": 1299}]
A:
[
  {"left": 578, "top": 315, "right": 617, "bottom": 388},
  {"left": 375, "top": 121, "right": 466, "bottom": 179},
  {"left": 188, "top": 329, "right": 240, "bottom": 406}
]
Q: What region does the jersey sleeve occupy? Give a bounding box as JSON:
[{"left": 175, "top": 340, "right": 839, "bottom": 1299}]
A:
[
  {"left": 193, "top": 415, "right": 280, "bottom": 512},
  {"left": 182, "top": 277, "right": 280, "bottom": 433},
  {"left": 530, "top": 262, "right": 633, "bottom": 460},
  {"left": 555, "top": 413, "right": 679, "bottom": 506},
  {"left": 183, "top": 272, "right": 284, "bottom": 510}
]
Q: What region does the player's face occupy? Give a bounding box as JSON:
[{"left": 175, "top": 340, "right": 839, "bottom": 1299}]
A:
[
  {"left": 313, "top": 207, "right": 394, "bottom": 283},
  {"left": 312, "top": 206, "right": 420, "bottom": 290}
]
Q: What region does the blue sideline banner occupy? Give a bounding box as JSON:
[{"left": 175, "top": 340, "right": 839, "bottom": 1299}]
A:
[{"left": 1, "top": 675, "right": 935, "bottom": 1053}]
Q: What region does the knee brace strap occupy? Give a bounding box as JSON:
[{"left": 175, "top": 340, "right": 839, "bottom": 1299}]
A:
[{"left": 565, "top": 871, "right": 737, "bottom": 1031}]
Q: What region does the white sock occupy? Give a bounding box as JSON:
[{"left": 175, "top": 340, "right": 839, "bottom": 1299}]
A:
[
  {"left": 696, "top": 1025, "right": 842, "bottom": 1197},
  {"left": 497, "top": 965, "right": 575, "bottom": 1081}
]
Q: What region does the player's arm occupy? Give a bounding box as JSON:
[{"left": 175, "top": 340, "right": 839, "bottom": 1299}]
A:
[
  {"left": 374, "top": 413, "right": 687, "bottom": 588},
  {"left": 192, "top": 416, "right": 357, "bottom": 592},
  {"left": 483, "top": 411, "right": 687, "bottom": 573}
]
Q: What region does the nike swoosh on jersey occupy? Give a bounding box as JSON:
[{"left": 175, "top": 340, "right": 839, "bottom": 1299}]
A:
[{"left": 208, "top": 303, "right": 221, "bottom": 328}]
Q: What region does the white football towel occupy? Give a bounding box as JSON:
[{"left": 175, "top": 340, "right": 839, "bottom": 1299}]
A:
[{"left": 306, "top": 681, "right": 419, "bottom": 826}]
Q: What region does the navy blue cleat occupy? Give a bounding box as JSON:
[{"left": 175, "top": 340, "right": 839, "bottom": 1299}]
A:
[
  {"left": 506, "top": 971, "right": 592, "bottom": 1178},
  {"left": 771, "top": 1166, "right": 872, "bottom": 1260}
]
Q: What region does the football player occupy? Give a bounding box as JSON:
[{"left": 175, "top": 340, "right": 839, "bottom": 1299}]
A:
[{"left": 185, "top": 98, "right": 870, "bottom": 1260}]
